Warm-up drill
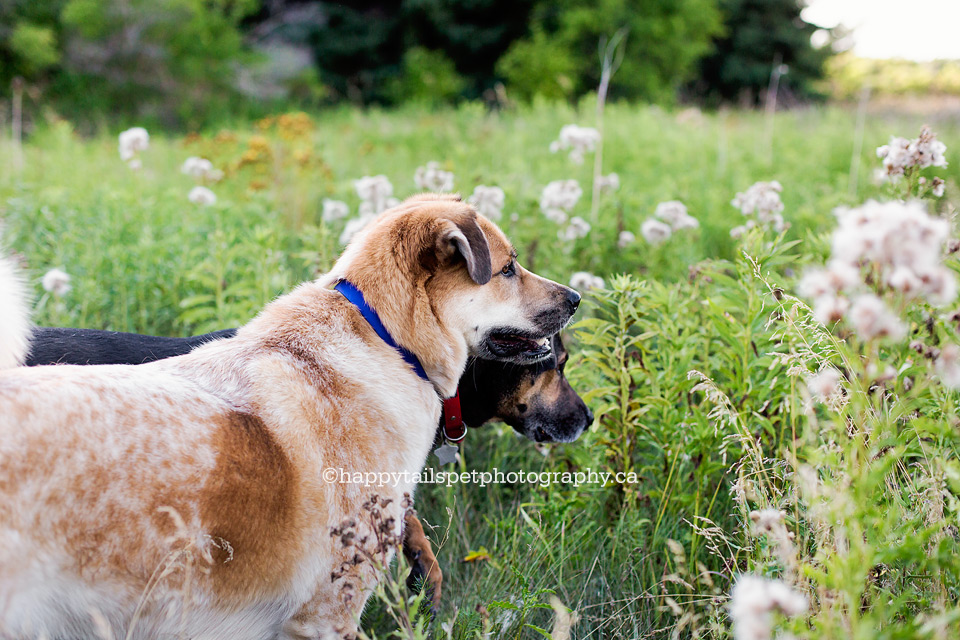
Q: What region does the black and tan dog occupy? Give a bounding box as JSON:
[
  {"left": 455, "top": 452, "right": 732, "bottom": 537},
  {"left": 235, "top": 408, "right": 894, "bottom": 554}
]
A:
[
  {"left": 24, "top": 327, "right": 591, "bottom": 608},
  {"left": 26, "top": 328, "right": 591, "bottom": 442}
]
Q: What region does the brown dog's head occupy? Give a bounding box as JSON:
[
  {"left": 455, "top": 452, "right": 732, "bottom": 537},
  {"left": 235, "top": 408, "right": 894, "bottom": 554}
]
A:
[
  {"left": 461, "top": 334, "right": 592, "bottom": 443},
  {"left": 325, "top": 194, "right": 579, "bottom": 396}
]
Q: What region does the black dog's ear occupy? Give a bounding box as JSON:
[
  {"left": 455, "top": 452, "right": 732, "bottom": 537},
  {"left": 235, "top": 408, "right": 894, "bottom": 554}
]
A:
[{"left": 436, "top": 215, "right": 492, "bottom": 285}]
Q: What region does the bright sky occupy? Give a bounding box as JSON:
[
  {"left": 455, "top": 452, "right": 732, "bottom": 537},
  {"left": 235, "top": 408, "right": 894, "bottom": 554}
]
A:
[{"left": 802, "top": 0, "right": 960, "bottom": 61}]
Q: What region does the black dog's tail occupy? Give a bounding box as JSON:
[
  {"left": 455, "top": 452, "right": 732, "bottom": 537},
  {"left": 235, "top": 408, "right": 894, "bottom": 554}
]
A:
[{"left": 0, "top": 244, "right": 31, "bottom": 369}]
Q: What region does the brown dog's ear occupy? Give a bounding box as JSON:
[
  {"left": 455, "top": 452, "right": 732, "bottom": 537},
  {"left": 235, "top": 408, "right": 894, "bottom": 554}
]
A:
[{"left": 436, "top": 216, "right": 492, "bottom": 285}]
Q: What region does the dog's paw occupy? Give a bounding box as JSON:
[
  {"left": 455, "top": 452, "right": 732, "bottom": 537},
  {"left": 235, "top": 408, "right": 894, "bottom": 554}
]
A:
[{"left": 402, "top": 512, "right": 443, "bottom": 610}]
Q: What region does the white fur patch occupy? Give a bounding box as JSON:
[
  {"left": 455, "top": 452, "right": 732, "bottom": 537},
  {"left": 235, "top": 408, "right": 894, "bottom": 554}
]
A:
[{"left": 0, "top": 251, "right": 30, "bottom": 369}]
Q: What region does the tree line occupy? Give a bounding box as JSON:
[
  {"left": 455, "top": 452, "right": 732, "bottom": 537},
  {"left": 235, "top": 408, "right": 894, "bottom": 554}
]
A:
[{"left": 1, "top": 0, "right": 831, "bottom": 127}]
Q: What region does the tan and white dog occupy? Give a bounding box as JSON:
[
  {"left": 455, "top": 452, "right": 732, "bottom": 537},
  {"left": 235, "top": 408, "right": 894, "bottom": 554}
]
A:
[{"left": 0, "top": 194, "right": 580, "bottom": 639}]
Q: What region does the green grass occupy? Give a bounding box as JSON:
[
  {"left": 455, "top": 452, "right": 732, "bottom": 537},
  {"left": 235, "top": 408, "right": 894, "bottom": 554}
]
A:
[{"left": 2, "top": 102, "right": 960, "bottom": 639}]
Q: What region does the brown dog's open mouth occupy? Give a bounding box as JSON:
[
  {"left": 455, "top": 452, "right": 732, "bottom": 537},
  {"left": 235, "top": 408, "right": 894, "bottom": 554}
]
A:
[{"left": 484, "top": 331, "right": 552, "bottom": 361}]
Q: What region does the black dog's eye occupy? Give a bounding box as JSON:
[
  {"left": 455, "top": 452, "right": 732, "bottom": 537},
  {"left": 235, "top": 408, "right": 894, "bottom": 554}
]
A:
[{"left": 500, "top": 262, "right": 516, "bottom": 277}]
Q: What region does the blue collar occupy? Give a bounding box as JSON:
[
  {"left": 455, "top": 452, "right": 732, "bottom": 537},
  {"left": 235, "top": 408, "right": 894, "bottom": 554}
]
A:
[{"left": 334, "top": 279, "right": 431, "bottom": 383}]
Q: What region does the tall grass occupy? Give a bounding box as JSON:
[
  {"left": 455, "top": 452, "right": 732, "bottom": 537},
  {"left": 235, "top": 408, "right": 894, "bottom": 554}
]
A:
[{"left": 2, "top": 102, "right": 959, "bottom": 638}]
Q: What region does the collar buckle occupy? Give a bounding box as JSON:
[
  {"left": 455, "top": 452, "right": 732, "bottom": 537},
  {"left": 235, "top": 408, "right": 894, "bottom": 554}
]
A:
[{"left": 442, "top": 390, "right": 466, "bottom": 443}]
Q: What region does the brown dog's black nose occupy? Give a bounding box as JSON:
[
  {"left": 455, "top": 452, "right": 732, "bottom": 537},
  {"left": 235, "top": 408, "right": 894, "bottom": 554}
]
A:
[{"left": 565, "top": 288, "right": 581, "bottom": 315}]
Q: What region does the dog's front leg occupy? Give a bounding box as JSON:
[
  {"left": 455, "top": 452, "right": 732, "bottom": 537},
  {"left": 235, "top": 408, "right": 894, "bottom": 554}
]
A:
[
  {"left": 281, "top": 595, "right": 360, "bottom": 640},
  {"left": 282, "top": 562, "right": 376, "bottom": 640},
  {"left": 402, "top": 512, "right": 442, "bottom": 609}
]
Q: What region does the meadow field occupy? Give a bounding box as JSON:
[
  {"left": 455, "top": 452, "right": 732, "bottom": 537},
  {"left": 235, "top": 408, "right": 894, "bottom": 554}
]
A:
[{"left": 2, "top": 102, "right": 960, "bottom": 638}]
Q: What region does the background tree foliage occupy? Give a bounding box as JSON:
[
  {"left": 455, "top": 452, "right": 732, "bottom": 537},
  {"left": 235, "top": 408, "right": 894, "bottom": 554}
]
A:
[
  {"left": 57, "top": 0, "right": 259, "bottom": 124},
  {"left": 309, "top": 0, "right": 535, "bottom": 104},
  {"left": 0, "top": 0, "right": 834, "bottom": 126},
  {"left": 692, "top": 0, "right": 831, "bottom": 105},
  {"left": 0, "top": 1, "right": 65, "bottom": 84},
  {"left": 2, "top": 0, "right": 258, "bottom": 126},
  {"left": 500, "top": 0, "right": 725, "bottom": 103}
]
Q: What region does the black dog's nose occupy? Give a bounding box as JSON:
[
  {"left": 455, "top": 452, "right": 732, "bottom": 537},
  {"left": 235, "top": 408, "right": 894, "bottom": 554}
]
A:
[
  {"left": 583, "top": 403, "right": 594, "bottom": 424},
  {"left": 565, "top": 288, "right": 581, "bottom": 314}
]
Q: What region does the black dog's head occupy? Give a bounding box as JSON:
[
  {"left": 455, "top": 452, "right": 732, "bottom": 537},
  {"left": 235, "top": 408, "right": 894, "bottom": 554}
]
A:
[{"left": 459, "top": 334, "right": 592, "bottom": 443}]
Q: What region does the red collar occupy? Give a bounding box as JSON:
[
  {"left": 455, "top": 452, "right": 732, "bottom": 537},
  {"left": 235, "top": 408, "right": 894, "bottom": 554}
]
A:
[{"left": 442, "top": 389, "right": 467, "bottom": 442}]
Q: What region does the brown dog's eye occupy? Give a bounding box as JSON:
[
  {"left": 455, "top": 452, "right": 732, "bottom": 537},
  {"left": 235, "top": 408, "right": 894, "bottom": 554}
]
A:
[{"left": 500, "top": 262, "right": 516, "bottom": 277}]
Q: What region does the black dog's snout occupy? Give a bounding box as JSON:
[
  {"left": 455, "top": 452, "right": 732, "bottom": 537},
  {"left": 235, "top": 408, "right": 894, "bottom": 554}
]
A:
[
  {"left": 565, "top": 288, "right": 581, "bottom": 314},
  {"left": 582, "top": 403, "right": 594, "bottom": 425}
]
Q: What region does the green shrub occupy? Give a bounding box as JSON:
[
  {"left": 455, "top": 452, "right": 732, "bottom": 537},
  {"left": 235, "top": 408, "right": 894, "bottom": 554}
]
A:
[
  {"left": 8, "top": 23, "right": 60, "bottom": 75},
  {"left": 385, "top": 47, "right": 466, "bottom": 107},
  {"left": 501, "top": 0, "right": 724, "bottom": 103},
  {"left": 496, "top": 30, "right": 578, "bottom": 102}
]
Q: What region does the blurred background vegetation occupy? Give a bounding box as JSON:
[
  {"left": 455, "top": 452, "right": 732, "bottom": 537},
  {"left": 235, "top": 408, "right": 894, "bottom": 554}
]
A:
[{"left": 0, "top": 0, "right": 884, "bottom": 130}]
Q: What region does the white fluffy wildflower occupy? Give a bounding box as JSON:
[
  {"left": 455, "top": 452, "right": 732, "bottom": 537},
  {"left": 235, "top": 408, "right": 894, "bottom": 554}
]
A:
[
  {"left": 181, "top": 157, "right": 214, "bottom": 180},
  {"left": 935, "top": 344, "right": 960, "bottom": 389},
  {"left": 732, "top": 181, "right": 783, "bottom": 217},
  {"left": 800, "top": 199, "right": 956, "bottom": 336},
  {"left": 181, "top": 157, "right": 222, "bottom": 182},
  {"left": 915, "top": 126, "right": 948, "bottom": 168},
  {"left": 118, "top": 127, "right": 149, "bottom": 163},
  {"left": 748, "top": 509, "right": 787, "bottom": 534},
  {"left": 672, "top": 213, "right": 700, "bottom": 230},
  {"left": 339, "top": 214, "right": 376, "bottom": 246},
  {"left": 807, "top": 368, "right": 842, "bottom": 401},
  {"left": 559, "top": 216, "right": 591, "bottom": 241},
  {"left": 730, "top": 223, "right": 752, "bottom": 239},
  {"left": 42, "top": 268, "right": 71, "bottom": 297},
  {"left": 654, "top": 200, "right": 700, "bottom": 231},
  {"left": 811, "top": 294, "right": 850, "bottom": 325},
  {"left": 569, "top": 271, "right": 604, "bottom": 291},
  {"left": 731, "top": 181, "right": 786, "bottom": 234},
  {"left": 542, "top": 209, "right": 567, "bottom": 224},
  {"left": 354, "top": 175, "right": 397, "bottom": 215},
  {"left": 876, "top": 136, "right": 912, "bottom": 179},
  {"left": 322, "top": 199, "right": 349, "bottom": 223},
  {"left": 831, "top": 200, "right": 955, "bottom": 306},
  {"left": 414, "top": 162, "right": 454, "bottom": 192},
  {"left": 188, "top": 186, "right": 217, "bottom": 207},
  {"left": 617, "top": 230, "right": 636, "bottom": 248},
  {"left": 641, "top": 219, "right": 672, "bottom": 245},
  {"left": 729, "top": 575, "right": 807, "bottom": 640},
  {"left": 848, "top": 294, "right": 906, "bottom": 341},
  {"left": 744, "top": 510, "right": 797, "bottom": 573},
  {"left": 654, "top": 201, "right": 687, "bottom": 226},
  {"left": 932, "top": 177, "right": 946, "bottom": 198},
  {"left": 877, "top": 126, "right": 948, "bottom": 179},
  {"left": 797, "top": 261, "right": 860, "bottom": 299},
  {"left": 549, "top": 124, "right": 600, "bottom": 164},
  {"left": 596, "top": 173, "right": 620, "bottom": 193},
  {"left": 359, "top": 198, "right": 399, "bottom": 217},
  {"left": 469, "top": 185, "right": 505, "bottom": 221},
  {"left": 540, "top": 180, "right": 582, "bottom": 224}
]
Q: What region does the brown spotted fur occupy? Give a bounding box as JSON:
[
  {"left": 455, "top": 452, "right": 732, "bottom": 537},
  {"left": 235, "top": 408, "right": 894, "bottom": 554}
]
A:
[{"left": 0, "top": 195, "right": 577, "bottom": 639}]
